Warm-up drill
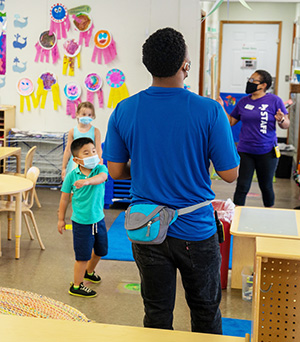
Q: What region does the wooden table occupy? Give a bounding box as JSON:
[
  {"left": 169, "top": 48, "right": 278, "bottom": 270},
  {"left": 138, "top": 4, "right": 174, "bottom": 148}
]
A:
[
  {"left": 230, "top": 206, "right": 300, "bottom": 289},
  {"left": 0, "top": 147, "right": 21, "bottom": 173},
  {"left": 0, "top": 174, "right": 33, "bottom": 258},
  {"left": 0, "top": 315, "right": 249, "bottom": 342}
]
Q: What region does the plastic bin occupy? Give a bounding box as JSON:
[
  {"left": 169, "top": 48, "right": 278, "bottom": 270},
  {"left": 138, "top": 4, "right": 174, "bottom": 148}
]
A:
[
  {"left": 241, "top": 266, "right": 253, "bottom": 301},
  {"left": 212, "top": 199, "right": 235, "bottom": 289}
]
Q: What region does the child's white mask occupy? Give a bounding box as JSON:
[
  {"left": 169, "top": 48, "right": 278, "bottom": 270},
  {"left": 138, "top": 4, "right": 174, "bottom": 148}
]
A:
[
  {"left": 77, "top": 155, "right": 100, "bottom": 169},
  {"left": 79, "top": 117, "right": 93, "bottom": 125}
]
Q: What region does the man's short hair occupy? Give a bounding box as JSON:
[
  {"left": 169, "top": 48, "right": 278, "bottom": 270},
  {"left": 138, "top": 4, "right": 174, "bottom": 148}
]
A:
[
  {"left": 71, "top": 137, "right": 95, "bottom": 157},
  {"left": 142, "top": 27, "right": 186, "bottom": 78}
]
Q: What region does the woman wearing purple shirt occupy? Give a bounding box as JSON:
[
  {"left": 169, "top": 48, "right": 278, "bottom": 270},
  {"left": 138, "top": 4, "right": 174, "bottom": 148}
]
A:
[{"left": 218, "top": 70, "right": 290, "bottom": 207}]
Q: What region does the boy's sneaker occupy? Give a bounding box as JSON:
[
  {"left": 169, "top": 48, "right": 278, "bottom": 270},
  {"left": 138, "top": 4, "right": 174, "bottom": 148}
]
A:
[
  {"left": 84, "top": 270, "right": 101, "bottom": 284},
  {"left": 69, "top": 282, "right": 97, "bottom": 298}
]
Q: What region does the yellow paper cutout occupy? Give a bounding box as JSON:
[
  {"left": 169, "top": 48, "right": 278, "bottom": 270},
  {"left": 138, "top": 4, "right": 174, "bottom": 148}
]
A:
[{"left": 107, "top": 83, "right": 129, "bottom": 109}]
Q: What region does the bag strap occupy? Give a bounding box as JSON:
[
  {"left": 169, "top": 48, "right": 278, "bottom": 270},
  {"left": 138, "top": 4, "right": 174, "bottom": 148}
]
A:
[{"left": 177, "top": 200, "right": 212, "bottom": 216}]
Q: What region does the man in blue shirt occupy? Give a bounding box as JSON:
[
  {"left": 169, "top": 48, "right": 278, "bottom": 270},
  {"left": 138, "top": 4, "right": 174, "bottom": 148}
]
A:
[{"left": 103, "top": 28, "right": 239, "bottom": 334}]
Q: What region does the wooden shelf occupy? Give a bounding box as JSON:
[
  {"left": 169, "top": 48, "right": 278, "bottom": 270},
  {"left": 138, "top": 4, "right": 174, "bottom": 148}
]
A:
[{"left": 290, "top": 83, "right": 300, "bottom": 93}]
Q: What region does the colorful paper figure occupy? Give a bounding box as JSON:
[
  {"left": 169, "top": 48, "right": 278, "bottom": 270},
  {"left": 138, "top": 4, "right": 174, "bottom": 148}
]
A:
[
  {"left": 62, "top": 38, "right": 81, "bottom": 76},
  {"left": 35, "top": 31, "right": 59, "bottom": 64},
  {"left": 84, "top": 73, "right": 103, "bottom": 108},
  {"left": 72, "top": 12, "right": 93, "bottom": 47},
  {"left": 36, "top": 72, "right": 61, "bottom": 110},
  {"left": 106, "top": 69, "right": 129, "bottom": 108},
  {"left": 92, "top": 30, "right": 117, "bottom": 65},
  {"left": 12, "top": 57, "right": 27, "bottom": 73},
  {"left": 0, "top": 76, "right": 5, "bottom": 88},
  {"left": 49, "top": 3, "right": 70, "bottom": 40},
  {"left": 13, "top": 15, "right": 28, "bottom": 28},
  {"left": 13, "top": 33, "right": 27, "bottom": 49},
  {"left": 16, "top": 77, "right": 36, "bottom": 112},
  {"left": 64, "top": 82, "right": 81, "bottom": 118}
]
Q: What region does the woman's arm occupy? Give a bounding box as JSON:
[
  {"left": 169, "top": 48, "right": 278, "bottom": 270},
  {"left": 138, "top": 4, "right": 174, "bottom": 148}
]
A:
[
  {"left": 61, "top": 129, "right": 74, "bottom": 180},
  {"left": 216, "top": 96, "right": 239, "bottom": 126}
]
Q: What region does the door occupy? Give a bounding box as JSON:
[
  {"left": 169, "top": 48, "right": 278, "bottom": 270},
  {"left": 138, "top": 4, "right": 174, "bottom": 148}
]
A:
[{"left": 218, "top": 21, "right": 282, "bottom": 95}]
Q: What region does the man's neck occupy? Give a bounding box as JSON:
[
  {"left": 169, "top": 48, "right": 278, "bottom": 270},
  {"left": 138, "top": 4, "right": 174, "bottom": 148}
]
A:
[{"left": 152, "top": 76, "right": 184, "bottom": 88}]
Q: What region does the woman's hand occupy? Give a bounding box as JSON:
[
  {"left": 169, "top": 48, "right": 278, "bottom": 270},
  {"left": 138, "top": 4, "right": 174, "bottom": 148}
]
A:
[{"left": 275, "top": 108, "right": 285, "bottom": 123}]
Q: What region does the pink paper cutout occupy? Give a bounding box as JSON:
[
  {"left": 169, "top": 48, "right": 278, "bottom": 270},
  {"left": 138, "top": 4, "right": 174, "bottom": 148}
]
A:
[
  {"left": 35, "top": 42, "right": 60, "bottom": 64},
  {"left": 66, "top": 98, "right": 81, "bottom": 118},
  {"left": 49, "top": 14, "right": 70, "bottom": 40},
  {"left": 86, "top": 89, "right": 103, "bottom": 108},
  {"left": 91, "top": 38, "right": 117, "bottom": 65}
]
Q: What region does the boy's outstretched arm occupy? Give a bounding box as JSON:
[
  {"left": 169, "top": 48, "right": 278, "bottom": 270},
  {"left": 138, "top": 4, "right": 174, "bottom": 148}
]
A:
[
  {"left": 73, "top": 172, "right": 107, "bottom": 189},
  {"left": 57, "top": 192, "right": 70, "bottom": 234}
]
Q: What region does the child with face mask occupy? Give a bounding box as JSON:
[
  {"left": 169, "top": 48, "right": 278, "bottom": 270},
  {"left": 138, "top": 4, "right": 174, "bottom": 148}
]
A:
[
  {"left": 58, "top": 137, "right": 108, "bottom": 297},
  {"left": 61, "top": 101, "right": 102, "bottom": 181}
]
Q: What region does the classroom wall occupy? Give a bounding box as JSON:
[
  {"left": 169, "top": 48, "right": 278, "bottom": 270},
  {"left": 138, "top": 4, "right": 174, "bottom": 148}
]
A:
[{"left": 1, "top": 0, "right": 206, "bottom": 139}]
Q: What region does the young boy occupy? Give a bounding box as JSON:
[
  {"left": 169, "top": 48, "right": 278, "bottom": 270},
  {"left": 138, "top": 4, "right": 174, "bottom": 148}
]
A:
[{"left": 58, "top": 137, "right": 108, "bottom": 298}]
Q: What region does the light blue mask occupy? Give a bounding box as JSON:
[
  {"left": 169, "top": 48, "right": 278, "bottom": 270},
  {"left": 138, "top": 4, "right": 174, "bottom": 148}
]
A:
[
  {"left": 79, "top": 117, "right": 93, "bottom": 125},
  {"left": 78, "top": 155, "right": 100, "bottom": 169}
]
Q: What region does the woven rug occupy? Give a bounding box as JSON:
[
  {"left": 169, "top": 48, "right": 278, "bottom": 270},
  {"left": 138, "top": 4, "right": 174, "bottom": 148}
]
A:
[{"left": 0, "top": 287, "right": 91, "bottom": 321}]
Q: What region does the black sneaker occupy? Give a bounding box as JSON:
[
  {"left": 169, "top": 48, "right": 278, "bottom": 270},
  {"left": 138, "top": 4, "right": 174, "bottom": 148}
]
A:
[
  {"left": 69, "top": 282, "right": 97, "bottom": 298},
  {"left": 84, "top": 270, "right": 101, "bottom": 284}
]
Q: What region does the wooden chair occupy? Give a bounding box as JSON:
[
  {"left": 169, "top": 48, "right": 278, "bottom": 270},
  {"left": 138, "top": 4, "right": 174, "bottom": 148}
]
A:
[{"left": 0, "top": 166, "right": 45, "bottom": 251}]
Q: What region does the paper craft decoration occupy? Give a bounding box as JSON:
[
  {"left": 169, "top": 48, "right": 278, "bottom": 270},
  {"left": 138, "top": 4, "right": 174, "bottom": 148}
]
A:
[
  {"left": 36, "top": 72, "right": 61, "bottom": 110},
  {"left": 202, "top": 0, "right": 251, "bottom": 21},
  {"left": 106, "top": 69, "right": 129, "bottom": 108},
  {"left": 13, "top": 33, "right": 27, "bottom": 49},
  {"left": 84, "top": 73, "right": 103, "bottom": 108},
  {"left": 68, "top": 5, "right": 91, "bottom": 15},
  {"left": 49, "top": 3, "right": 70, "bottom": 40},
  {"left": 92, "top": 30, "right": 117, "bottom": 65},
  {"left": 35, "top": 31, "right": 59, "bottom": 64},
  {"left": 16, "top": 77, "right": 36, "bottom": 112},
  {"left": 72, "top": 12, "right": 93, "bottom": 47},
  {"left": 13, "top": 14, "right": 28, "bottom": 28},
  {"left": 0, "top": 15, "right": 6, "bottom": 75},
  {"left": 64, "top": 82, "right": 81, "bottom": 118},
  {"left": 12, "top": 57, "right": 27, "bottom": 73},
  {"left": 62, "top": 38, "right": 81, "bottom": 76}
]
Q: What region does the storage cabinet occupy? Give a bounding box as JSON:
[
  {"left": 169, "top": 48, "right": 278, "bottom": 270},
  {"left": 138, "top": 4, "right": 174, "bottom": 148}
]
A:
[
  {"left": 252, "top": 237, "right": 300, "bottom": 341},
  {"left": 0, "top": 105, "right": 16, "bottom": 172}
]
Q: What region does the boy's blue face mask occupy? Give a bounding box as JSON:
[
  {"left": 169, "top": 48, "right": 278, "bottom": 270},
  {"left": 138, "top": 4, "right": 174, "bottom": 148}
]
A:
[
  {"left": 79, "top": 117, "right": 93, "bottom": 125},
  {"left": 77, "top": 155, "right": 100, "bottom": 169}
]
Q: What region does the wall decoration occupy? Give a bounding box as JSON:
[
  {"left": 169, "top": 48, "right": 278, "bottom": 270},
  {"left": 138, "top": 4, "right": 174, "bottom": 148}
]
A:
[
  {"left": 13, "top": 14, "right": 28, "bottom": 28},
  {"left": 62, "top": 38, "right": 81, "bottom": 76},
  {"left": 0, "top": 12, "right": 7, "bottom": 74},
  {"left": 12, "top": 57, "right": 27, "bottom": 73},
  {"left": 106, "top": 69, "right": 129, "bottom": 108},
  {"left": 64, "top": 82, "right": 81, "bottom": 118},
  {"left": 36, "top": 71, "right": 61, "bottom": 110},
  {"left": 13, "top": 33, "right": 27, "bottom": 49},
  {"left": 0, "top": 0, "right": 4, "bottom": 11},
  {"left": 0, "top": 76, "right": 5, "bottom": 88},
  {"left": 49, "top": 3, "right": 70, "bottom": 40},
  {"left": 84, "top": 73, "right": 103, "bottom": 108},
  {"left": 16, "top": 77, "right": 36, "bottom": 112},
  {"left": 35, "top": 30, "right": 59, "bottom": 64},
  {"left": 68, "top": 5, "right": 91, "bottom": 15},
  {"left": 72, "top": 12, "right": 93, "bottom": 47},
  {"left": 92, "top": 30, "right": 117, "bottom": 65}
]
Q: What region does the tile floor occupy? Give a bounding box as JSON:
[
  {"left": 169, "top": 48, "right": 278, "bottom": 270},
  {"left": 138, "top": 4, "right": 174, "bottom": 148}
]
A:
[{"left": 0, "top": 175, "right": 299, "bottom": 331}]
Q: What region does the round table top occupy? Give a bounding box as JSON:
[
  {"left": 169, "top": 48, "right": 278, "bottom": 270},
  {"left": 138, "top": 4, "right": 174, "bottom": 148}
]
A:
[{"left": 0, "top": 174, "right": 33, "bottom": 195}]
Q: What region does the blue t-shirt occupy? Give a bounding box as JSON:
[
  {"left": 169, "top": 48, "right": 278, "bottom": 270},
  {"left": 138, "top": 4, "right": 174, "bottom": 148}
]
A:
[
  {"left": 103, "top": 87, "right": 240, "bottom": 241},
  {"left": 61, "top": 164, "right": 108, "bottom": 224},
  {"left": 230, "top": 93, "right": 288, "bottom": 154}
]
